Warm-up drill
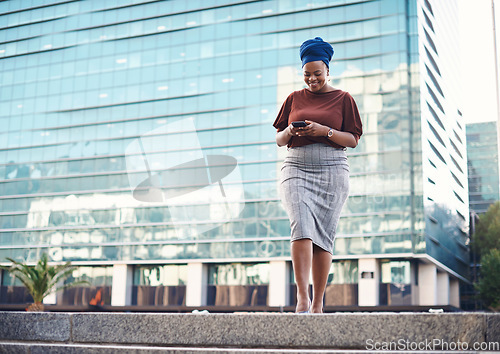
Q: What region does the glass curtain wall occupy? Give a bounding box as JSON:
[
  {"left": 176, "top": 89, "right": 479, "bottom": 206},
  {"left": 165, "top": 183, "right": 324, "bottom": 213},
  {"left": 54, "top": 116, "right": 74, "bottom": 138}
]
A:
[
  {"left": 1, "top": 0, "right": 471, "bottom": 284},
  {"left": 0, "top": 0, "right": 419, "bottom": 264}
]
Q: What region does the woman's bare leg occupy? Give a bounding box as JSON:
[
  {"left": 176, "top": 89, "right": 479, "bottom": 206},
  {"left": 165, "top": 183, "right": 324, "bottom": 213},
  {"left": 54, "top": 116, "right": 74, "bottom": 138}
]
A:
[
  {"left": 291, "top": 238, "right": 312, "bottom": 312},
  {"left": 311, "top": 245, "right": 332, "bottom": 313}
]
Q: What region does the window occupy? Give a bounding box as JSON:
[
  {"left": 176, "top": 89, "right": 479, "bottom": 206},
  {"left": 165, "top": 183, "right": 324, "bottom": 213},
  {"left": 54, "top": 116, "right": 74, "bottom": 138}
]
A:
[
  {"left": 428, "top": 140, "right": 446, "bottom": 164},
  {"left": 454, "top": 191, "right": 464, "bottom": 204},
  {"left": 424, "top": 0, "right": 434, "bottom": 16},
  {"left": 426, "top": 84, "right": 444, "bottom": 113},
  {"left": 323, "top": 260, "right": 359, "bottom": 306},
  {"left": 134, "top": 264, "right": 187, "bottom": 286},
  {"left": 426, "top": 64, "right": 443, "bottom": 96},
  {"left": 132, "top": 265, "right": 187, "bottom": 306},
  {"left": 451, "top": 171, "right": 464, "bottom": 189},
  {"left": 424, "top": 28, "right": 437, "bottom": 54},
  {"left": 61, "top": 266, "right": 113, "bottom": 306},
  {"left": 449, "top": 138, "right": 463, "bottom": 159},
  {"left": 424, "top": 46, "right": 441, "bottom": 76},
  {"left": 427, "top": 121, "right": 445, "bottom": 147},
  {"left": 427, "top": 102, "right": 444, "bottom": 129},
  {"left": 207, "top": 263, "right": 269, "bottom": 306},
  {"left": 423, "top": 8, "right": 434, "bottom": 32},
  {"left": 450, "top": 154, "right": 464, "bottom": 174},
  {"left": 380, "top": 260, "right": 412, "bottom": 305},
  {"left": 208, "top": 263, "right": 269, "bottom": 285}
]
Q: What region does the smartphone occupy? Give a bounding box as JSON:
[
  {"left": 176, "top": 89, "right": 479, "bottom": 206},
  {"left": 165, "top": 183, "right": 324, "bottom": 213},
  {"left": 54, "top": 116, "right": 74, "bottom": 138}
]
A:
[{"left": 291, "top": 121, "right": 308, "bottom": 127}]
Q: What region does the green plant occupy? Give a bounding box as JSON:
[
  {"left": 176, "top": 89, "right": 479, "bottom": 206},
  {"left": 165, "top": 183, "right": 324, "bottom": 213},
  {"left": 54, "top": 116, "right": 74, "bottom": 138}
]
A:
[
  {"left": 0, "top": 253, "right": 90, "bottom": 311},
  {"left": 475, "top": 248, "right": 500, "bottom": 312}
]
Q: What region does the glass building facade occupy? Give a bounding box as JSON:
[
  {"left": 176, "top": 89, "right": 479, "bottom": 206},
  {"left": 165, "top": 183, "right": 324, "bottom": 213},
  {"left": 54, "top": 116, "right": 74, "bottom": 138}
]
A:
[
  {"left": 0, "top": 0, "right": 467, "bottom": 308},
  {"left": 466, "top": 121, "right": 500, "bottom": 214}
]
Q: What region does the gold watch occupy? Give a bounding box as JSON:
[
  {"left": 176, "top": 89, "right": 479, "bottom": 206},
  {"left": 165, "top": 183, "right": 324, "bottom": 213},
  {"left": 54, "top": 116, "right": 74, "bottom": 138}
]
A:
[{"left": 327, "top": 129, "right": 334, "bottom": 138}]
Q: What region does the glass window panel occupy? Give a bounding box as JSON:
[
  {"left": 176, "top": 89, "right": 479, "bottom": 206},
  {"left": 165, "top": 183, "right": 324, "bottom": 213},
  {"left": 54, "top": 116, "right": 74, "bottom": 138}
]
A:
[
  {"left": 65, "top": 266, "right": 113, "bottom": 285},
  {"left": 208, "top": 263, "right": 270, "bottom": 285},
  {"left": 381, "top": 261, "right": 411, "bottom": 284},
  {"left": 328, "top": 260, "right": 358, "bottom": 284},
  {"left": 133, "top": 264, "right": 187, "bottom": 286}
]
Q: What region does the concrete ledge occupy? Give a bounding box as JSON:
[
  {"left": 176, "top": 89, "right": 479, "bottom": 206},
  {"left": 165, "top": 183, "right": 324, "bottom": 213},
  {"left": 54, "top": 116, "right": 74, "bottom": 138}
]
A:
[
  {"left": 0, "top": 312, "right": 498, "bottom": 351},
  {"left": 71, "top": 312, "right": 487, "bottom": 349},
  {"left": 487, "top": 313, "right": 500, "bottom": 343},
  {"left": 0, "top": 312, "right": 70, "bottom": 342}
]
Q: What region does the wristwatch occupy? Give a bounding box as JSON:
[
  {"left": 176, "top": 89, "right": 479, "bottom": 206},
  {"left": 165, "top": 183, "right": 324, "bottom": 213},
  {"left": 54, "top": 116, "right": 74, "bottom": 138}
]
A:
[{"left": 327, "top": 129, "right": 334, "bottom": 138}]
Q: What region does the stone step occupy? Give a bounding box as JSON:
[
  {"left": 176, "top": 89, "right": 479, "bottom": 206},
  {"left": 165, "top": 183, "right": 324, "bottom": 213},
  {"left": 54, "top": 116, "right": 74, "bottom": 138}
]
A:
[
  {"left": 0, "top": 341, "right": 366, "bottom": 354},
  {"left": 0, "top": 312, "right": 498, "bottom": 352},
  {"left": 0, "top": 342, "right": 485, "bottom": 354}
]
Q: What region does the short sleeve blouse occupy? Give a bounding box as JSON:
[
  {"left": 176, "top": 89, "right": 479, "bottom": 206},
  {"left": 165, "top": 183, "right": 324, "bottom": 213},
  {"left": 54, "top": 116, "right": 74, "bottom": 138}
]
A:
[{"left": 273, "top": 88, "right": 363, "bottom": 149}]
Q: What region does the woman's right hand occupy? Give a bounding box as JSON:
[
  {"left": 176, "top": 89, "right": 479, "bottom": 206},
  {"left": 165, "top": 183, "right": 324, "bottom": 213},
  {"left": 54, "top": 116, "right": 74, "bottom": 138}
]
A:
[
  {"left": 286, "top": 124, "right": 296, "bottom": 136},
  {"left": 276, "top": 124, "right": 296, "bottom": 147}
]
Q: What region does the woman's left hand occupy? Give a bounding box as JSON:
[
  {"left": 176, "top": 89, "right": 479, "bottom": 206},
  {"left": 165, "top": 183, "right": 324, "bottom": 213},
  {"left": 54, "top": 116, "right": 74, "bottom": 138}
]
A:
[{"left": 294, "top": 120, "right": 329, "bottom": 137}]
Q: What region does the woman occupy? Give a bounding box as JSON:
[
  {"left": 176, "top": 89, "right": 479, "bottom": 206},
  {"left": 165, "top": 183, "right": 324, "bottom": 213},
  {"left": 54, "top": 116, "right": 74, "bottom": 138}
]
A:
[{"left": 273, "top": 37, "right": 362, "bottom": 313}]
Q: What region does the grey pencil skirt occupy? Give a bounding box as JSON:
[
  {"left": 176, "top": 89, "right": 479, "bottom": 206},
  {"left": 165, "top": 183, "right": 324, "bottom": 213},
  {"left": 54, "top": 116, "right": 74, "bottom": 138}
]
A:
[{"left": 280, "top": 143, "right": 350, "bottom": 254}]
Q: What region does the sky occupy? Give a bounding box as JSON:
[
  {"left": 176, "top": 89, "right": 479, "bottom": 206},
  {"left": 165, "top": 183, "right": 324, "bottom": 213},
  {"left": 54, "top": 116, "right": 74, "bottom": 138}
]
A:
[{"left": 459, "top": 0, "right": 499, "bottom": 124}]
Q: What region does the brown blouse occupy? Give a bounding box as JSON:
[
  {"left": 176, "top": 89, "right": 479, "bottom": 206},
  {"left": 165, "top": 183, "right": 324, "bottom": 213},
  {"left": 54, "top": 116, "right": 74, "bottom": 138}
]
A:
[{"left": 273, "top": 88, "right": 363, "bottom": 149}]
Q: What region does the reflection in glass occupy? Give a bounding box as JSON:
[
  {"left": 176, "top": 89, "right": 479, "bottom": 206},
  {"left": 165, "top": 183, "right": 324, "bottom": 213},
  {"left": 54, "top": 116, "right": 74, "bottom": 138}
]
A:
[
  {"left": 324, "top": 260, "right": 359, "bottom": 306},
  {"left": 132, "top": 264, "right": 187, "bottom": 306},
  {"left": 61, "top": 266, "right": 113, "bottom": 306},
  {"left": 0, "top": 269, "right": 33, "bottom": 304},
  {"left": 379, "top": 260, "right": 412, "bottom": 305},
  {"left": 289, "top": 260, "right": 359, "bottom": 306},
  {"left": 207, "top": 263, "right": 269, "bottom": 306}
]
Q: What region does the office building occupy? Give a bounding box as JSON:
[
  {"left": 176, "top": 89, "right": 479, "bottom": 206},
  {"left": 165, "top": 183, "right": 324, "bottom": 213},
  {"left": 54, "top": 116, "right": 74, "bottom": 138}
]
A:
[
  {"left": 466, "top": 121, "right": 500, "bottom": 214},
  {"left": 0, "top": 0, "right": 467, "bottom": 308}
]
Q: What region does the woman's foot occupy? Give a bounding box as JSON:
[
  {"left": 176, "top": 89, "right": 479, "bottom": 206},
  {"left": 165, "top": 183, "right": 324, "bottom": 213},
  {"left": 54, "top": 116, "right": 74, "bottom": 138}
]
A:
[
  {"left": 310, "top": 300, "right": 323, "bottom": 313},
  {"left": 295, "top": 297, "right": 311, "bottom": 313}
]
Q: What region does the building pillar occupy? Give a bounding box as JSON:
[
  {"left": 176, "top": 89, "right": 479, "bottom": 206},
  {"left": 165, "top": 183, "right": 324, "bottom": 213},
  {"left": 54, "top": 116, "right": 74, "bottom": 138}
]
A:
[
  {"left": 268, "top": 260, "right": 289, "bottom": 307},
  {"left": 410, "top": 261, "right": 419, "bottom": 305},
  {"left": 418, "top": 263, "right": 437, "bottom": 305},
  {"left": 111, "top": 264, "right": 133, "bottom": 306},
  {"left": 449, "top": 277, "right": 460, "bottom": 308},
  {"left": 436, "top": 272, "right": 450, "bottom": 305},
  {"left": 358, "top": 258, "right": 380, "bottom": 306},
  {"left": 186, "top": 262, "right": 207, "bottom": 307}
]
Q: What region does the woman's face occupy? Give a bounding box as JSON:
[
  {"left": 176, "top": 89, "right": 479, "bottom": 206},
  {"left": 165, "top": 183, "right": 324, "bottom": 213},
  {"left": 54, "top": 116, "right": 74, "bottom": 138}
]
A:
[{"left": 303, "top": 61, "right": 329, "bottom": 93}]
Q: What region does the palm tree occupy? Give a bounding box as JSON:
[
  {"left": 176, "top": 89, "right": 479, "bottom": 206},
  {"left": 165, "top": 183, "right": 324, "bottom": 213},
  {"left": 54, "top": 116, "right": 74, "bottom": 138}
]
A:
[{"left": 1, "top": 253, "right": 90, "bottom": 311}]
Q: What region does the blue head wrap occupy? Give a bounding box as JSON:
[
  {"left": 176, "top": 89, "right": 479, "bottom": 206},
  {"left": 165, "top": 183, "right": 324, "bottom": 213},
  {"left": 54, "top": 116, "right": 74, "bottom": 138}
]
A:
[{"left": 299, "top": 37, "right": 334, "bottom": 68}]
